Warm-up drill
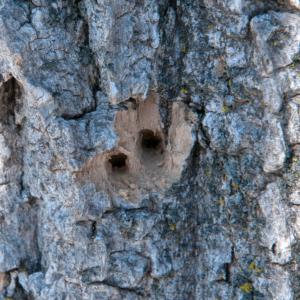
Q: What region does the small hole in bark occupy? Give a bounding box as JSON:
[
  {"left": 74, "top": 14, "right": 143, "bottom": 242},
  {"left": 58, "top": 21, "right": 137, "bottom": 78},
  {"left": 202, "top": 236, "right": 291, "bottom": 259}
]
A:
[
  {"left": 224, "top": 263, "right": 231, "bottom": 283},
  {"left": 140, "top": 129, "right": 163, "bottom": 152},
  {"left": 91, "top": 221, "right": 97, "bottom": 239},
  {"left": 109, "top": 153, "right": 128, "bottom": 171},
  {"left": 0, "top": 210, "right": 4, "bottom": 223},
  {"left": 127, "top": 97, "right": 137, "bottom": 110},
  {"left": 271, "top": 243, "right": 277, "bottom": 255},
  {"left": 0, "top": 77, "right": 21, "bottom": 125}
]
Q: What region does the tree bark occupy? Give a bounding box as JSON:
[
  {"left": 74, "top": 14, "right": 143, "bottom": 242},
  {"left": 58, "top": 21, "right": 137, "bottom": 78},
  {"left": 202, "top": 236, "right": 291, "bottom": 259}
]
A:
[{"left": 0, "top": 0, "right": 299, "bottom": 299}]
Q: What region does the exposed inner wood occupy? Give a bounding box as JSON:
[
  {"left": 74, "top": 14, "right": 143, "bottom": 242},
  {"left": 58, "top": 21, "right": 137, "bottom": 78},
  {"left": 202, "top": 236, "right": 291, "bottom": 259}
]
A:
[{"left": 77, "top": 93, "right": 197, "bottom": 202}]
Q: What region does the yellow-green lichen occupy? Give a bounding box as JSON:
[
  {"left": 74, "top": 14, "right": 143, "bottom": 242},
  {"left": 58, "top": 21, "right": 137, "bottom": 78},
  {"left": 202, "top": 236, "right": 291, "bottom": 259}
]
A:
[
  {"left": 231, "top": 182, "right": 239, "bottom": 191},
  {"left": 218, "top": 198, "right": 225, "bottom": 207},
  {"left": 169, "top": 223, "right": 177, "bottom": 231},
  {"left": 180, "top": 87, "right": 189, "bottom": 94},
  {"left": 248, "top": 261, "right": 262, "bottom": 273},
  {"left": 221, "top": 105, "right": 230, "bottom": 113},
  {"left": 204, "top": 167, "right": 211, "bottom": 176},
  {"left": 240, "top": 282, "right": 253, "bottom": 294},
  {"left": 227, "top": 79, "right": 233, "bottom": 88}
]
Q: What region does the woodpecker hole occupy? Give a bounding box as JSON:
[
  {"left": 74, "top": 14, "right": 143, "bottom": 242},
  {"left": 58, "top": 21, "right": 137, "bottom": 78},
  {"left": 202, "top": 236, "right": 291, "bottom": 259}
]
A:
[
  {"left": 140, "top": 129, "right": 163, "bottom": 152},
  {"left": 108, "top": 153, "right": 128, "bottom": 171}
]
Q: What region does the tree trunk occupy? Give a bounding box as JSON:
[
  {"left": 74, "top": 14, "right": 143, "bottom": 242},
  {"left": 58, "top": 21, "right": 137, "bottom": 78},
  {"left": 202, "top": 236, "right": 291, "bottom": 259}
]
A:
[{"left": 0, "top": 0, "right": 299, "bottom": 299}]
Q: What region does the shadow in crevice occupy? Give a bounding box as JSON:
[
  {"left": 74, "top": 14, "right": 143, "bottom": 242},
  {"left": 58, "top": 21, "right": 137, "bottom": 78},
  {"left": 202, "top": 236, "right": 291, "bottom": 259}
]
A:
[{"left": 0, "top": 77, "right": 22, "bottom": 126}]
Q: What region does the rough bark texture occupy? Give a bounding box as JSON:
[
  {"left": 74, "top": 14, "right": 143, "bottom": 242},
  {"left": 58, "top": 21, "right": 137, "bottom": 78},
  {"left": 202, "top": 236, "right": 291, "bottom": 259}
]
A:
[{"left": 1, "top": 0, "right": 300, "bottom": 299}]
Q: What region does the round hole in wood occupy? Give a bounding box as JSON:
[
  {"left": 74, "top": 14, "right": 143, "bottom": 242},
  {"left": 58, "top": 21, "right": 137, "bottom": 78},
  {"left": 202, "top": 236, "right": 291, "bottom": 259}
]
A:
[{"left": 108, "top": 153, "right": 128, "bottom": 171}]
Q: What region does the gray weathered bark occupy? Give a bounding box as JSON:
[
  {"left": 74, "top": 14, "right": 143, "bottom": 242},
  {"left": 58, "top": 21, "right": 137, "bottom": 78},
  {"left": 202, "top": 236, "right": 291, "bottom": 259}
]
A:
[{"left": 0, "top": 0, "right": 299, "bottom": 299}]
